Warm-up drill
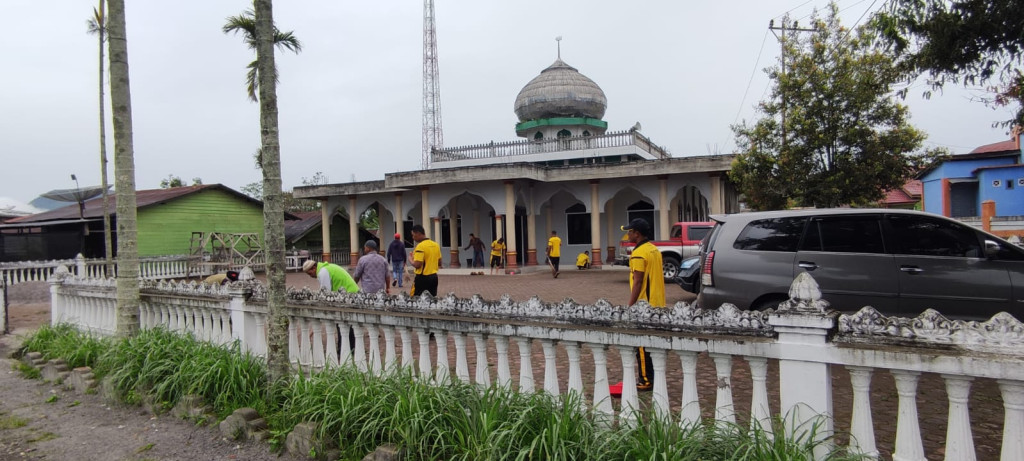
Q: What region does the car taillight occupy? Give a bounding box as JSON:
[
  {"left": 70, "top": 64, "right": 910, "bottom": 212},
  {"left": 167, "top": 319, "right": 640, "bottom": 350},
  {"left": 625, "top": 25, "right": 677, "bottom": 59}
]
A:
[{"left": 701, "top": 251, "right": 714, "bottom": 286}]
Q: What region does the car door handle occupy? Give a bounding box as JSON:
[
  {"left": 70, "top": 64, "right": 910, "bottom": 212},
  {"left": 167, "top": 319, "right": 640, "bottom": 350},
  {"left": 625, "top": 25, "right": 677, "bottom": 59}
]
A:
[
  {"left": 900, "top": 265, "right": 924, "bottom": 274},
  {"left": 797, "top": 261, "right": 818, "bottom": 271}
]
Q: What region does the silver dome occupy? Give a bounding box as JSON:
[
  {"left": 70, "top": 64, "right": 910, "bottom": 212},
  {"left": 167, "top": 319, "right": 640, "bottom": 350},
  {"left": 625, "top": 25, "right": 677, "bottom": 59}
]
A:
[{"left": 514, "top": 59, "right": 607, "bottom": 122}]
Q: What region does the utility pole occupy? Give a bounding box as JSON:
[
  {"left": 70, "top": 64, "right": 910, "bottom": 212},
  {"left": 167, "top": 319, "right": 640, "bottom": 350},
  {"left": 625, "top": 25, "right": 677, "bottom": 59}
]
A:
[
  {"left": 768, "top": 18, "right": 815, "bottom": 153},
  {"left": 421, "top": 0, "right": 443, "bottom": 170}
]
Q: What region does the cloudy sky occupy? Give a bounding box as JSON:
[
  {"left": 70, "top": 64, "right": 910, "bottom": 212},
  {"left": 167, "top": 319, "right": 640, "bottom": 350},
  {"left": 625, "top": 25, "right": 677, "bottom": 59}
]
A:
[{"left": 1, "top": 0, "right": 1016, "bottom": 205}]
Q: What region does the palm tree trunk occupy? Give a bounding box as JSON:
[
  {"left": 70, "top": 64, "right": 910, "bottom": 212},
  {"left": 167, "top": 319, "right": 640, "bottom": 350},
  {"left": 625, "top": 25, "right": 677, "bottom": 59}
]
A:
[
  {"left": 254, "top": 0, "right": 289, "bottom": 383},
  {"left": 107, "top": 0, "right": 139, "bottom": 337},
  {"left": 98, "top": 0, "right": 114, "bottom": 276}
]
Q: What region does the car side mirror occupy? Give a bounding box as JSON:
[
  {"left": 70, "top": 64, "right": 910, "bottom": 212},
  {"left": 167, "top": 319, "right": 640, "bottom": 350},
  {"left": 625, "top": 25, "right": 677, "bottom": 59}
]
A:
[{"left": 984, "top": 239, "right": 1001, "bottom": 258}]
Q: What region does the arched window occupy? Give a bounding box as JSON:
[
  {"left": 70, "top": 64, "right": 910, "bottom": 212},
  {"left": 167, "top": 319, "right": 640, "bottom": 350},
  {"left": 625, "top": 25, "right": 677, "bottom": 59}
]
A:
[
  {"left": 534, "top": 132, "right": 544, "bottom": 140},
  {"left": 557, "top": 129, "right": 572, "bottom": 138},
  {"left": 627, "top": 200, "right": 655, "bottom": 235},
  {"left": 582, "top": 130, "right": 591, "bottom": 136},
  {"left": 565, "top": 203, "right": 591, "bottom": 245}
]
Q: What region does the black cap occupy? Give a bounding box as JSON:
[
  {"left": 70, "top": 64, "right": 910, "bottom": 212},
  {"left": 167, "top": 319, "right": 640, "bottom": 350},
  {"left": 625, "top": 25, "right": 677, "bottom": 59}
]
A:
[{"left": 621, "top": 218, "right": 653, "bottom": 238}]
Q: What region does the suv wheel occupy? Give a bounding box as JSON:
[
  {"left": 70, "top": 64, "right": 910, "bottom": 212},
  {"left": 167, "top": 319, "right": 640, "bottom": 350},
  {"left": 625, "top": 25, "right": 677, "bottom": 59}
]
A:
[{"left": 662, "top": 255, "right": 680, "bottom": 279}]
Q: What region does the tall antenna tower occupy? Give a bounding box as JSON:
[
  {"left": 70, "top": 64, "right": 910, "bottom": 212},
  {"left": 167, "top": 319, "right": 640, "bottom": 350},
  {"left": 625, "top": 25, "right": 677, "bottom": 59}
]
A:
[{"left": 421, "top": 0, "right": 443, "bottom": 169}]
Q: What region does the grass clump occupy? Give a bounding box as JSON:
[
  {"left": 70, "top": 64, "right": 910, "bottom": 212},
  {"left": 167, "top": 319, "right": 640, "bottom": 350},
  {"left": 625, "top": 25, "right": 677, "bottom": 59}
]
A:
[
  {"left": 20, "top": 323, "right": 109, "bottom": 369},
  {"left": 0, "top": 413, "right": 29, "bottom": 429}
]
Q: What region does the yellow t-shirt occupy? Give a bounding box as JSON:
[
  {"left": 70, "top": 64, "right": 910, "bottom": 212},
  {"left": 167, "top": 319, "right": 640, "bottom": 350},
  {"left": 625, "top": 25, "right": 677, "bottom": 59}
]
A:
[
  {"left": 576, "top": 253, "right": 589, "bottom": 266},
  {"left": 413, "top": 239, "right": 441, "bottom": 275},
  {"left": 490, "top": 240, "right": 505, "bottom": 257},
  {"left": 629, "top": 241, "right": 665, "bottom": 307},
  {"left": 547, "top": 236, "right": 562, "bottom": 257}
]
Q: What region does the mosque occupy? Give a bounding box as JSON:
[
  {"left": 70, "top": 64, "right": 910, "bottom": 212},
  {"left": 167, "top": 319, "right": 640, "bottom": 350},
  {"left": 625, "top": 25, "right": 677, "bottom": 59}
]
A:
[{"left": 293, "top": 56, "right": 740, "bottom": 273}]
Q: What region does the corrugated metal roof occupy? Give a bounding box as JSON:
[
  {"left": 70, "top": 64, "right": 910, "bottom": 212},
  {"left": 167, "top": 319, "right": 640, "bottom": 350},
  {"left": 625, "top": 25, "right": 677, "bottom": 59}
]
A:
[
  {"left": 284, "top": 211, "right": 322, "bottom": 242},
  {"left": 7, "top": 184, "right": 276, "bottom": 224}
]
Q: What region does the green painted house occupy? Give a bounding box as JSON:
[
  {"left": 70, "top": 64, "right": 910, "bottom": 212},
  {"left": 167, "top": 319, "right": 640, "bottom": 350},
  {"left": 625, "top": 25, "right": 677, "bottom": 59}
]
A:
[{"left": 0, "top": 184, "right": 281, "bottom": 262}]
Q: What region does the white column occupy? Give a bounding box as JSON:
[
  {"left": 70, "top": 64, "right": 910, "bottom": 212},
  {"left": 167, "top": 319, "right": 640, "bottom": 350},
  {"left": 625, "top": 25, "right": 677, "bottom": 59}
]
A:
[
  {"left": 454, "top": 332, "right": 470, "bottom": 382},
  {"left": 366, "top": 324, "right": 382, "bottom": 375},
  {"left": 565, "top": 341, "right": 584, "bottom": 396},
  {"left": 540, "top": 339, "right": 560, "bottom": 396},
  {"left": 677, "top": 351, "right": 701, "bottom": 427},
  {"left": 416, "top": 328, "right": 432, "bottom": 379},
  {"left": 891, "top": 370, "right": 925, "bottom": 461},
  {"left": 710, "top": 353, "right": 736, "bottom": 424},
  {"left": 503, "top": 181, "right": 517, "bottom": 270},
  {"left": 590, "top": 180, "right": 602, "bottom": 265},
  {"left": 709, "top": 174, "right": 723, "bottom": 215},
  {"left": 321, "top": 202, "right": 332, "bottom": 261},
  {"left": 338, "top": 320, "right": 352, "bottom": 365},
  {"left": 650, "top": 348, "right": 670, "bottom": 419},
  {"left": 394, "top": 193, "right": 403, "bottom": 240},
  {"left": 325, "top": 320, "right": 339, "bottom": 367},
  {"left": 747, "top": 356, "right": 772, "bottom": 436},
  {"left": 434, "top": 330, "right": 450, "bottom": 384},
  {"left": 658, "top": 176, "right": 670, "bottom": 240},
  {"left": 515, "top": 337, "right": 535, "bottom": 393},
  {"left": 942, "top": 375, "right": 975, "bottom": 461},
  {"left": 588, "top": 344, "right": 613, "bottom": 426},
  {"left": 494, "top": 336, "right": 512, "bottom": 388},
  {"left": 448, "top": 202, "right": 459, "bottom": 267},
  {"left": 398, "top": 327, "right": 413, "bottom": 369},
  {"left": 311, "top": 319, "right": 325, "bottom": 369},
  {"left": 617, "top": 345, "right": 639, "bottom": 426},
  {"left": 381, "top": 326, "right": 396, "bottom": 372},
  {"left": 348, "top": 196, "right": 358, "bottom": 265},
  {"left": 421, "top": 188, "right": 431, "bottom": 239},
  {"left": 527, "top": 185, "right": 537, "bottom": 266},
  {"left": 847, "top": 366, "right": 877, "bottom": 458},
  {"left": 352, "top": 323, "right": 367, "bottom": 372},
  {"left": 470, "top": 333, "right": 490, "bottom": 387},
  {"left": 998, "top": 380, "right": 1024, "bottom": 461}
]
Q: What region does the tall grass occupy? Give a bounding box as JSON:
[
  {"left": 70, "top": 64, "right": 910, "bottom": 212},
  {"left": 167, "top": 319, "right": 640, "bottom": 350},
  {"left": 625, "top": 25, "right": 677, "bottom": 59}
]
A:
[
  {"left": 20, "top": 325, "right": 867, "bottom": 460},
  {"left": 20, "top": 323, "right": 110, "bottom": 369}
]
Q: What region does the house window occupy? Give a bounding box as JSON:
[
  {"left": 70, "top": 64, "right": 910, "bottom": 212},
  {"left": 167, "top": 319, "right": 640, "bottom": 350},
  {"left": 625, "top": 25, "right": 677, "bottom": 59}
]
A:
[
  {"left": 1008, "top": 179, "right": 1014, "bottom": 190},
  {"left": 557, "top": 129, "right": 571, "bottom": 138},
  {"left": 582, "top": 130, "right": 591, "bottom": 136},
  {"left": 534, "top": 132, "right": 544, "bottom": 140},
  {"left": 565, "top": 203, "right": 591, "bottom": 245}
]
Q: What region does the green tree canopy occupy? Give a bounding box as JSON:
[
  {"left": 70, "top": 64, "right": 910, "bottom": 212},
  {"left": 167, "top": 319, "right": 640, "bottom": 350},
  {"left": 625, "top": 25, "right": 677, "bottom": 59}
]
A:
[
  {"left": 730, "top": 3, "right": 930, "bottom": 210},
  {"left": 159, "top": 175, "right": 202, "bottom": 188},
  {"left": 872, "top": 0, "right": 1023, "bottom": 127},
  {"left": 222, "top": 7, "right": 302, "bottom": 102}
]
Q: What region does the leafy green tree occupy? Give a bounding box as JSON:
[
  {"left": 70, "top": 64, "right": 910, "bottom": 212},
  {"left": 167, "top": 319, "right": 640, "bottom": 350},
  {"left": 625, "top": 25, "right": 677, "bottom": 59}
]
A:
[
  {"left": 159, "top": 175, "right": 202, "bottom": 188},
  {"left": 222, "top": 7, "right": 302, "bottom": 102},
  {"left": 87, "top": 2, "right": 114, "bottom": 275},
  {"left": 731, "top": 4, "right": 927, "bottom": 210},
  {"left": 872, "top": 0, "right": 1023, "bottom": 127},
  {"left": 107, "top": 0, "right": 140, "bottom": 337}
]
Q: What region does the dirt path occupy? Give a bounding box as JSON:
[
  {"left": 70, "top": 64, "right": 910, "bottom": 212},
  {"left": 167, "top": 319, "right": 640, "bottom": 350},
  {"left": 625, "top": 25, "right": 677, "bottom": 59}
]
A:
[{"left": 0, "top": 284, "right": 302, "bottom": 461}]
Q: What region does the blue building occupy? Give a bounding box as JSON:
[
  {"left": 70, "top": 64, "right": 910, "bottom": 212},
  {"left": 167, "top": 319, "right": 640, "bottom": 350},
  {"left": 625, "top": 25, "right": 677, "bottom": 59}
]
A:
[{"left": 919, "top": 132, "right": 1023, "bottom": 217}]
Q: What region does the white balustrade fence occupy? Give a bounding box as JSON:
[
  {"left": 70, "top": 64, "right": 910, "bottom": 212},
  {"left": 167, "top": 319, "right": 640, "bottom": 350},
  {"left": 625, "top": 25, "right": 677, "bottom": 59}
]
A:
[
  {"left": 47, "top": 272, "right": 1024, "bottom": 461},
  {"left": 1, "top": 254, "right": 253, "bottom": 286}
]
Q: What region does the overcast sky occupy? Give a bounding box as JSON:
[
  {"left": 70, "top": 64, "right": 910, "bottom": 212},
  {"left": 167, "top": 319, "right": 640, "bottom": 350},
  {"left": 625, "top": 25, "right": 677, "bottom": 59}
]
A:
[{"left": 1, "top": 0, "right": 1016, "bottom": 205}]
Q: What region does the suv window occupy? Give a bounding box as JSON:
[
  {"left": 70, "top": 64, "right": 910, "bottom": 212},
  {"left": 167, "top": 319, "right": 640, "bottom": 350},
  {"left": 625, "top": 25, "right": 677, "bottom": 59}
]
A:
[
  {"left": 888, "top": 215, "right": 982, "bottom": 257},
  {"left": 732, "top": 217, "right": 807, "bottom": 252},
  {"left": 687, "top": 226, "right": 712, "bottom": 241},
  {"left": 801, "top": 216, "right": 885, "bottom": 254}
]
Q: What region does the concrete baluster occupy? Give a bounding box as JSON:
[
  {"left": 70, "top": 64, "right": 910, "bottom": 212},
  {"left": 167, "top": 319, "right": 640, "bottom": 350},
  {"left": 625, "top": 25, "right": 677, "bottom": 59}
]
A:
[
  {"left": 325, "top": 320, "right": 339, "bottom": 367},
  {"left": 710, "top": 353, "right": 736, "bottom": 425},
  {"left": 287, "top": 317, "right": 299, "bottom": 364},
  {"left": 540, "top": 339, "right": 559, "bottom": 396},
  {"left": 352, "top": 323, "right": 367, "bottom": 372},
  {"left": 434, "top": 330, "right": 450, "bottom": 384},
  {"left": 399, "top": 327, "right": 414, "bottom": 369},
  {"left": 941, "top": 375, "right": 975, "bottom": 461},
  {"left": 381, "top": 326, "right": 396, "bottom": 372},
  {"left": 891, "top": 370, "right": 925, "bottom": 461},
  {"left": 470, "top": 333, "right": 490, "bottom": 387},
  {"left": 617, "top": 345, "right": 639, "bottom": 426},
  {"left": 846, "top": 366, "right": 877, "bottom": 458},
  {"left": 515, "top": 337, "right": 535, "bottom": 393},
  {"left": 338, "top": 321, "right": 352, "bottom": 365},
  {"left": 494, "top": 335, "right": 512, "bottom": 388},
  {"left": 417, "top": 328, "right": 433, "bottom": 380},
  {"left": 587, "top": 344, "right": 613, "bottom": 426},
  {"left": 650, "top": 348, "right": 669, "bottom": 419},
  {"left": 747, "top": 356, "right": 772, "bottom": 436},
  {"left": 998, "top": 380, "right": 1024, "bottom": 461},
  {"left": 312, "top": 320, "right": 327, "bottom": 369},
  {"left": 565, "top": 341, "right": 584, "bottom": 397},
  {"left": 454, "top": 332, "right": 470, "bottom": 382},
  {"left": 253, "top": 312, "right": 267, "bottom": 357}
]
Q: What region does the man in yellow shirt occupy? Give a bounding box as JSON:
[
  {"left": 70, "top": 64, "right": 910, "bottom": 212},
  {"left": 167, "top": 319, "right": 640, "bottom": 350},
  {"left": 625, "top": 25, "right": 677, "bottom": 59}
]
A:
[
  {"left": 410, "top": 224, "right": 441, "bottom": 297},
  {"left": 623, "top": 218, "right": 664, "bottom": 391},
  {"left": 489, "top": 237, "right": 506, "bottom": 275},
  {"left": 576, "top": 250, "right": 590, "bottom": 270},
  {"left": 546, "top": 230, "right": 562, "bottom": 278}
]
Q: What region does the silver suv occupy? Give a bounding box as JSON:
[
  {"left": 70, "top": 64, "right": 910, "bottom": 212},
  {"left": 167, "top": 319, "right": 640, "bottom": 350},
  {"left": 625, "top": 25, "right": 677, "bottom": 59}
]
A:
[{"left": 695, "top": 209, "right": 1024, "bottom": 319}]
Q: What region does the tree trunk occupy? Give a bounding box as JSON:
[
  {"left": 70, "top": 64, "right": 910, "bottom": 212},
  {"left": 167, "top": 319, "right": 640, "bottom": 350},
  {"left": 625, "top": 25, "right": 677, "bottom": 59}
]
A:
[
  {"left": 254, "top": 0, "right": 289, "bottom": 383},
  {"left": 98, "top": 0, "right": 114, "bottom": 276},
  {"left": 107, "top": 0, "right": 139, "bottom": 337}
]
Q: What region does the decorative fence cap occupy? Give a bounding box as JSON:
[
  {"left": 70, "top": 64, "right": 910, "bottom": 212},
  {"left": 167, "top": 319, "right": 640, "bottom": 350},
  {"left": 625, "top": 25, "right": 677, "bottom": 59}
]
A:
[
  {"left": 775, "top": 272, "right": 831, "bottom": 314},
  {"left": 839, "top": 306, "right": 1024, "bottom": 351}
]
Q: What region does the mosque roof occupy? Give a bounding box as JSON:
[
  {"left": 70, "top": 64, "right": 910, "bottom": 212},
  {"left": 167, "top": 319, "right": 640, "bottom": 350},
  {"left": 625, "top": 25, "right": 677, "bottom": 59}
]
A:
[{"left": 513, "top": 58, "right": 607, "bottom": 122}]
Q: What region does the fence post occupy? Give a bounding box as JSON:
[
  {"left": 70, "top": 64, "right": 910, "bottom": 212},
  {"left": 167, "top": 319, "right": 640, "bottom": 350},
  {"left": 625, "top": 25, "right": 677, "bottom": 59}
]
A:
[
  {"left": 75, "top": 253, "right": 86, "bottom": 277},
  {"left": 1, "top": 279, "right": 7, "bottom": 334},
  {"left": 48, "top": 265, "right": 72, "bottom": 326},
  {"left": 767, "top": 272, "right": 838, "bottom": 460},
  {"left": 226, "top": 283, "right": 257, "bottom": 353}
]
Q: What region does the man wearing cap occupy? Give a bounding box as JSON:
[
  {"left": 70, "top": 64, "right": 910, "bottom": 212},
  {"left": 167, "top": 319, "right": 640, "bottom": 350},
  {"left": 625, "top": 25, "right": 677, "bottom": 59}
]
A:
[
  {"left": 302, "top": 259, "right": 359, "bottom": 293},
  {"left": 352, "top": 240, "right": 391, "bottom": 294},
  {"left": 622, "top": 217, "right": 664, "bottom": 391},
  {"left": 410, "top": 224, "right": 441, "bottom": 297},
  {"left": 385, "top": 232, "right": 407, "bottom": 288}
]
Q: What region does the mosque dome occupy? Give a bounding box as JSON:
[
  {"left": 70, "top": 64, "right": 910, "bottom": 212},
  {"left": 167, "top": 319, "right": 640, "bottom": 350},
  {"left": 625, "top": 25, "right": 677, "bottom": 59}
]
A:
[{"left": 514, "top": 59, "right": 607, "bottom": 122}]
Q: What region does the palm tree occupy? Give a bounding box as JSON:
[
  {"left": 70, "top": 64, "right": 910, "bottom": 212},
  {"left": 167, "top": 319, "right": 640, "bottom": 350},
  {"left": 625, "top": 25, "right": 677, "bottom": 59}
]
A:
[
  {"left": 107, "top": 0, "right": 140, "bottom": 337},
  {"left": 86, "top": 2, "right": 114, "bottom": 276},
  {"left": 223, "top": 8, "right": 301, "bottom": 102},
  {"left": 252, "top": 0, "right": 290, "bottom": 383}
]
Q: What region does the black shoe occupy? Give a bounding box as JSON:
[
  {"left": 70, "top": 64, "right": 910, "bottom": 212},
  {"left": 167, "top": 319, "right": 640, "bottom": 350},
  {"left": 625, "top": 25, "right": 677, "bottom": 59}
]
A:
[
  {"left": 636, "top": 382, "right": 653, "bottom": 392},
  {"left": 392, "top": 280, "right": 397, "bottom": 287}
]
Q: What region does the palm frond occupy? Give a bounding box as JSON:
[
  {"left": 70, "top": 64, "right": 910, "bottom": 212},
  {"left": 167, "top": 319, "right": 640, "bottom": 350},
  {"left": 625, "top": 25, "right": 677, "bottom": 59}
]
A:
[
  {"left": 246, "top": 60, "right": 259, "bottom": 103},
  {"left": 86, "top": 6, "right": 105, "bottom": 37}
]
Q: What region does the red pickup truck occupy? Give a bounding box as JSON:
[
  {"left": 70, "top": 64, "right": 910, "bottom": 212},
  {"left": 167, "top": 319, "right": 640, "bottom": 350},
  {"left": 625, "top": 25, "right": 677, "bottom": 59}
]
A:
[{"left": 615, "top": 221, "right": 714, "bottom": 278}]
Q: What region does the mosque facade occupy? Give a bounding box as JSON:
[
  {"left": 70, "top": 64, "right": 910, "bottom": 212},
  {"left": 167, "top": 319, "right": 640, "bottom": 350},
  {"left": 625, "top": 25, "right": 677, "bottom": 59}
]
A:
[{"left": 293, "top": 57, "right": 740, "bottom": 272}]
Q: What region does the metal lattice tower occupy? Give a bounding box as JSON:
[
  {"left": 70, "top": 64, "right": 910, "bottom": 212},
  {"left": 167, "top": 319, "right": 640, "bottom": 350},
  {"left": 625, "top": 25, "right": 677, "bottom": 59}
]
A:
[{"left": 421, "top": 0, "right": 443, "bottom": 169}]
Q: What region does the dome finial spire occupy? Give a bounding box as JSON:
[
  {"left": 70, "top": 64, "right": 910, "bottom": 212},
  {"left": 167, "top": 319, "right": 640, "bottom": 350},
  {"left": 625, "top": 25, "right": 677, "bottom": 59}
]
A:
[{"left": 555, "top": 36, "right": 562, "bottom": 59}]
